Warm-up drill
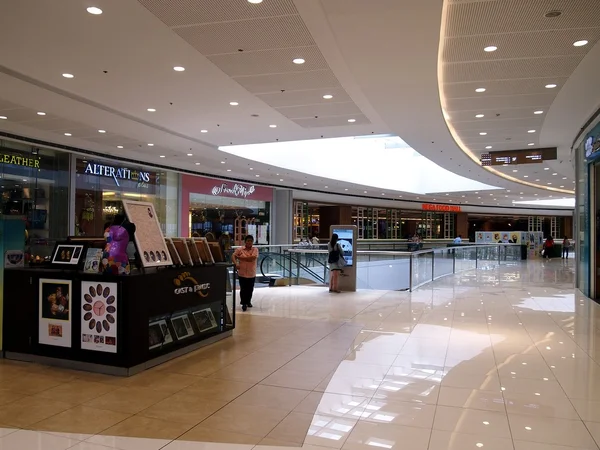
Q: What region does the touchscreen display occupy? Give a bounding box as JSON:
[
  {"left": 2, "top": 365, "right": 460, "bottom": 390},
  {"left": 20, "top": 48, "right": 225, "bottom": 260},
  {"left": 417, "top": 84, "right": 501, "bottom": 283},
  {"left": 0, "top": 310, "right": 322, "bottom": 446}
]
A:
[{"left": 333, "top": 228, "right": 354, "bottom": 267}]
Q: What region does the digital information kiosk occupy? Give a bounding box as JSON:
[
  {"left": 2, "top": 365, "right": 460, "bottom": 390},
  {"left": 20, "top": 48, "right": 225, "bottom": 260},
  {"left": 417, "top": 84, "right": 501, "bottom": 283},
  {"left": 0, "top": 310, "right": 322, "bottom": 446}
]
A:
[{"left": 330, "top": 225, "right": 357, "bottom": 292}]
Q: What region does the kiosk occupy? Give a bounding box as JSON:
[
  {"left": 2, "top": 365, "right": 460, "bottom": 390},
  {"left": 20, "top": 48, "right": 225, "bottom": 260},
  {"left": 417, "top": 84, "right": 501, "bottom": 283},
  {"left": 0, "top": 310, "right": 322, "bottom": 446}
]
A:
[{"left": 331, "top": 225, "right": 357, "bottom": 292}]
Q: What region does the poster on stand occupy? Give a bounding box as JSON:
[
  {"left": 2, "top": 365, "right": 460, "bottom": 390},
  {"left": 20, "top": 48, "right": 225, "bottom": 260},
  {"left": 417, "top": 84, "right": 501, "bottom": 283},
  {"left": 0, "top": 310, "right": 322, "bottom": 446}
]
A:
[
  {"left": 122, "top": 200, "right": 172, "bottom": 268},
  {"left": 39, "top": 279, "right": 72, "bottom": 348},
  {"left": 4, "top": 250, "right": 24, "bottom": 268},
  {"left": 81, "top": 281, "right": 117, "bottom": 353}
]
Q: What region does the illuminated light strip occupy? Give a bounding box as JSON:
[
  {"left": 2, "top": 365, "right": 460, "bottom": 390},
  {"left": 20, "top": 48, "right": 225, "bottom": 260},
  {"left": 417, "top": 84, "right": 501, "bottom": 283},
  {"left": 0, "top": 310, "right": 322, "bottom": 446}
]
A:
[{"left": 436, "top": 2, "right": 574, "bottom": 196}]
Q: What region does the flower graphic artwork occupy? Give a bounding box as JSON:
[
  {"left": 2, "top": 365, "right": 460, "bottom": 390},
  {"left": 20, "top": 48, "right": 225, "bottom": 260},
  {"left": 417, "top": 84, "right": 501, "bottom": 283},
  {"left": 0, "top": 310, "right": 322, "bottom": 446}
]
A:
[{"left": 83, "top": 283, "right": 116, "bottom": 334}]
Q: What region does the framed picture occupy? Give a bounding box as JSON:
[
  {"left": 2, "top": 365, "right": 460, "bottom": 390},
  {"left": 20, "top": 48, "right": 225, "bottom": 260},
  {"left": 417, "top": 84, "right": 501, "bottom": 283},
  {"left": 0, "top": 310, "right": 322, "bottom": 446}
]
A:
[
  {"left": 207, "top": 242, "right": 225, "bottom": 263},
  {"left": 39, "top": 278, "right": 72, "bottom": 348},
  {"left": 171, "top": 314, "right": 195, "bottom": 340},
  {"left": 193, "top": 308, "right": 218, "bottom": 333},
  {"left": 194, "top": 238, "right": 215, "bottom": 265},
  {"left": 4, "top": 250, "right": 24, "bottom": 268},
  {"left": 83, "top": 248, "right": 103, "bottom": 274},
  {"left": 81, "top": 281, "right": 118, "bottom": 353},
  {"left": 148, "top": 319, "right": 173, "bottom": 350},
  {"left": 186, "top": 238, "right": 202, "bottom": 265},
  {"left": 165, "top": 238, "right": 182, "bottom": 266},
  {"left": 121, "top": 200, "right": 172, "bottom": 268},
  {"left": 51, "top": 243, "right": 86, "bottom": 269},
  {"left": 172, "top": 238, "right": 193, "bottom": 266}
]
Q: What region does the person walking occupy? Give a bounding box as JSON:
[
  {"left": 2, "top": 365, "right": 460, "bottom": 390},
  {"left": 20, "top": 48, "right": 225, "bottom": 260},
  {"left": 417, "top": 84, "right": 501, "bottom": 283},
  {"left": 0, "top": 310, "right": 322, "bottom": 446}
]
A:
[
  {"left": 562, "top": 236, "right": 571, "bottom": 259},
  {"left": 232, "top": 235, "right": 259, "bottom": 311},
  {"left": 328, "top": 233, "right": 346, "bottom": 293},
  {"left": 543, "top": 236, "right": 555, "bottom": 260}
]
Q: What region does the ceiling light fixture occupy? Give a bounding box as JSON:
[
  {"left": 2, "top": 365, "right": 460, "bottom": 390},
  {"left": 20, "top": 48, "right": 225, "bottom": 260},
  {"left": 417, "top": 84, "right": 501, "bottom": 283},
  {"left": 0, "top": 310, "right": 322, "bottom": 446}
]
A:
[
  {"left": 196, "top": 163, "right": 201, "bottom": 166},
  {"left": 37, "top": 112, "right": 46, "bottom": 116},
  {"left": 552, "top": 173, "right": 558, "bottom": 175},
  {"left": 484, "top": 46, "right": 498, "bottom": 52},
  {"left": 528, "top": 143, "right": 535, "bottom": 146},
  {"left": 269, "top": 124, "right": 277, "bottom": 128},
  {"left": 475, "top": 88, "right": 486, "bottom": 93},
  {"left": 534, "top": 110, "right": 544, "bottom": 114},
  {"left": 200, "top": 129, "right": 208, "bottom": 133},
  {"left": 280, "top": 179, "right": 284, "bottom": 182},
  {"left": 544, "top": 167, "right": 550, "bottom": 170},
  {"left": 348, "top": 119, "right": 356, "bottom": 123},
  {"left": 147, "top": 108, "right": 156, "bottom": 112},
  {"left": 0, "top": 116, "right": 6, "bottom": 120},
  {"left": 173, "top": 66, "right": 185, "bottom": 72},
  {"left": 528, "top": 130, "right": 536, "bottom": 133},
  {"left": 147, "top": 143, "right": 154, "bottom": 146},
  {"left": 545, "top": 84, "right": 557, "bottom": 89},
  {"left": 98, "top": 129, "right": 106, "bottom": 133},
  {"left": 187, "top": 153, "right": 193, "bottom": 156},
  {"left": 485, "top": 146, "right": 492, "bottom": 149},
  {"left": 220, "top": 161, "right": 226, "bottom": 164},
  {"left": 323, "top": 94, "right": 333, "bottom": 99},
  {"left": 573, "top": 40, "right": 589, "bottom": 47},
  {"left": 62, "top": 73, "right": 74, "bottom": 79},
  {"left": 562, "top": 176, "right": 567, "bottom": 179},
  {"left": 292, "top": 58, "right": 305, "bottom": 64},
  {"left": 86, "top": 6, "right": 103, "bottom": 14},
  {"left": 479, "top": 132, "right": 487, "bottom": 136},
  {"left": 475, "top": 114, "right": 484, "bottom": 118},
  {"left": 159, "top": 155, "right": 165, "bottom": 158},
  {"left": 117, "top": 145, "right": 123, "bottom": 149},
  {"left": 229, "top": 102, "right": 239, "bottom": 106},
  {"left": 247, "top": 0, "right": 263, "bottom": 3},
  {"left": 64, "top": 133, "right": 72, "bottom": 136}
]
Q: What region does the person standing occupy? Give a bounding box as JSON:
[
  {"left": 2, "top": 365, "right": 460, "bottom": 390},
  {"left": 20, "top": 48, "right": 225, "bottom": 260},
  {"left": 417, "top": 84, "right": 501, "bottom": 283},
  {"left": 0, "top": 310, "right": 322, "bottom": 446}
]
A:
[
  {"left": 562, "top": 236, "right": 571, "bottom": 259},
  {"left": 453, "top": 235, "right": 462, "bottom": 244},
  {"left": 232, "top": 235, "right": 259, "bottom": 311},
  {"left": 543, "top": 236, "right": 555, "bottom": 260},
  {"left": 328, "top": 233, "right": 346, "bottom": 293}
]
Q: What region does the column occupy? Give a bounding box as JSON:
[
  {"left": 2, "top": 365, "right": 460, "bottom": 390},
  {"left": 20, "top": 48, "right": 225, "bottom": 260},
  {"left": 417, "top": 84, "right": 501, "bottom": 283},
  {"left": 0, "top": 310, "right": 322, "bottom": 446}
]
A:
[{"left": 272, "top": 189, "right": 293, "bottom": 245}]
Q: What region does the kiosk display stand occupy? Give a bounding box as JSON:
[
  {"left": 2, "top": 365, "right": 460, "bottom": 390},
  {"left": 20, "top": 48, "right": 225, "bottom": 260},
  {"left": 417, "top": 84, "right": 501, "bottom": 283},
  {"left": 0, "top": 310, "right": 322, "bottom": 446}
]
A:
[{"left": 330, "top": 225, "right": 357, "bottom": 292}]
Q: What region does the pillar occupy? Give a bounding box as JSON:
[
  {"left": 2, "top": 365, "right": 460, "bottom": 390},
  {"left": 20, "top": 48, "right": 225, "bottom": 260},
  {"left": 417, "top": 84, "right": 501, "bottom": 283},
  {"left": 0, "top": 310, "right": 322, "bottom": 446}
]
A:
[
  {"left": 456, "top": 213, "right": 469, "bottom": 240},
  {"left": 272, "top": 189, "right": 293, "bottom": 245}
]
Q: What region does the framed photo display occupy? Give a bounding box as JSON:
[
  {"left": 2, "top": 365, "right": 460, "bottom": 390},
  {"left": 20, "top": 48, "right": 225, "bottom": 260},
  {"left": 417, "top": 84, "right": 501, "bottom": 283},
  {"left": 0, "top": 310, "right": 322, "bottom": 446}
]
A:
[
  {"left": 51, "top": 242, "right": 86, "bottom": 269},
  {"left": 39, "top": 278, "right": 72, "bottom": 347},
  {"left": 121, "top": 200, "right": 172, "bottom": 268}
]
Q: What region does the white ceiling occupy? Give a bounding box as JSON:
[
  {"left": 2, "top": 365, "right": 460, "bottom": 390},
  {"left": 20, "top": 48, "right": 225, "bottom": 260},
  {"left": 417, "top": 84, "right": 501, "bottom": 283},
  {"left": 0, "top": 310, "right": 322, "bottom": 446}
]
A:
[{"left": 0, "top": 0, "right": 593, "bottom": 212}]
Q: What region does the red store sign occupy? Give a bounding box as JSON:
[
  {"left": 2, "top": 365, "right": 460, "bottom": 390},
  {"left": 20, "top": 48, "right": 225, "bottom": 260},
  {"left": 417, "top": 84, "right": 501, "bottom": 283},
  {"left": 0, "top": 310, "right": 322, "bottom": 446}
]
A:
[{"left": 422, "top": 203, "right": 461, "bottom": 212}]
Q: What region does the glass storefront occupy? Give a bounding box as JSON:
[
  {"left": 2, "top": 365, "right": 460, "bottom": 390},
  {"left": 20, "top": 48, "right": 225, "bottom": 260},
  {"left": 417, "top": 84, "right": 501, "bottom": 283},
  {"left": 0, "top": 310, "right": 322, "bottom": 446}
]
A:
[
  {"left": 182, "top": 175, "right": 273, "bottom": 245},
  {"left": 74, "top": 158, "right": 178, "bottom": 237}
]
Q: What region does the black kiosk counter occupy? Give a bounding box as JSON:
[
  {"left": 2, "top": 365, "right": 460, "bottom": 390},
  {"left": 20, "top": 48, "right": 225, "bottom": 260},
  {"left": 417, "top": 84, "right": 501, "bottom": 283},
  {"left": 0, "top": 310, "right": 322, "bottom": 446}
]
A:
[{"left": 2, "top": 264, "right": 235, "bottom": 376}]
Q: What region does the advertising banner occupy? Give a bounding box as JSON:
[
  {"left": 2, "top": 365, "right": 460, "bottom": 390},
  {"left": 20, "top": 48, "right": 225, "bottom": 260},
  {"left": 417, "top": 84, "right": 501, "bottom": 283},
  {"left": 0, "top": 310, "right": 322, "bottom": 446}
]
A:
[
  {"left": 39, "top": 279, "right": 72, "bottom": 348},
  {"left": 81, "top": 281, "right": 118, "bottom": 353}
]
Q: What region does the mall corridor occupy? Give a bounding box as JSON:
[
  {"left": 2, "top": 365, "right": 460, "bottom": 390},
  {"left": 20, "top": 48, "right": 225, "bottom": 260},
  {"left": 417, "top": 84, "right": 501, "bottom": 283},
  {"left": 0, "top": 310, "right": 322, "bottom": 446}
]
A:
[{"left": 1, "top": 258, "right": 599, "bottom": 449}]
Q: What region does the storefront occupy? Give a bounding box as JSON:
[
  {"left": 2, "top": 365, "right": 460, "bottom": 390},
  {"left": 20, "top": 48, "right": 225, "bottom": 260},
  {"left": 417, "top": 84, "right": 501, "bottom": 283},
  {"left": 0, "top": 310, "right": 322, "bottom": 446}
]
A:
[
  {"left": 74, "top": 157, "right": 179, "bottom": 238},
  {"left": 181, "top": 175, "right": 273, "bottom": 246}
]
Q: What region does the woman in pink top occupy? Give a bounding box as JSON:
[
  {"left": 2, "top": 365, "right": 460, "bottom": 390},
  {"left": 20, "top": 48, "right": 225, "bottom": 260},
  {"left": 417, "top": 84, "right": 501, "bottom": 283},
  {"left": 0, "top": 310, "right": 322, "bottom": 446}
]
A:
[{"left": 232, "top": 235, "right": 259, "bottom": 311}]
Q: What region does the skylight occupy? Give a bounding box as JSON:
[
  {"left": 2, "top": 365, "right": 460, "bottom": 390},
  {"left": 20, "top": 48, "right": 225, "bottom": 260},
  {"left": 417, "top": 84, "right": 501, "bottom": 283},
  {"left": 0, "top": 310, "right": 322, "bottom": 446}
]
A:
[
  {"left": 512, "top": 198, "right": 575, "bottom": 208},
  {"left": 219, "top": 135, "right": 499, "bottom": 194}
]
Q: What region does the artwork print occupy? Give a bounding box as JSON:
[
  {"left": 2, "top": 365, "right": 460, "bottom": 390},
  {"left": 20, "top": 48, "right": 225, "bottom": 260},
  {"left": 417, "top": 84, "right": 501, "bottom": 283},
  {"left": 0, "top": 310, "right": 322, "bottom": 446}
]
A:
[
  {"left": 39, "top": 279, "right": 72, "bottom": 348},
  {"left": 81, "top": 281, "right": 118, "bottom": 353}
]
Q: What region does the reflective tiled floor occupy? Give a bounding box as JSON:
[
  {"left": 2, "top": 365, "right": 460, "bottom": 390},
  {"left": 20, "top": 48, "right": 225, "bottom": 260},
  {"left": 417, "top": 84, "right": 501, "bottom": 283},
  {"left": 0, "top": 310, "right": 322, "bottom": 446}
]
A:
[{"left": 3, "top": 258, "right": 600, "bottom": 449}]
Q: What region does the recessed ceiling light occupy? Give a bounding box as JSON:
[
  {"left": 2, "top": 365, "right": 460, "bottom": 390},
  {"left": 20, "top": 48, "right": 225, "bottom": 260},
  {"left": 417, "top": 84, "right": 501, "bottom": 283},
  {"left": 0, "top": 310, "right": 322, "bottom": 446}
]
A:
[
  {"left": 545, "top": 84, "right": 557, "bottom": 89},
  {"left": 528, "top": 143, "right": 535, "bottom": 146},
  {"left": 230, "top": 102, "right": 239, "bottom": 106},
  {"left": 227, "top": 168, "right": 231, "bottom": 171},
  {"left": 173, "top": 66, "right": 185, "bottom": 72},
  {"left": 249, "top": 168, "right": 253, "bottom": 171},
  {"left": 528, "top": 129, "right": 536, "bottom": 133},
  {"left": 524, "top": 175, "right": 529, "bottom": 178},
  {"left": 187, "top": 153, "right": 193, "bottom": 156},
  {"left": 86, "top": 6, "right": 102, "bottom": 15},
  {"left": 304, "top": 183, "right": 308, "bottom": 186},
  {"left": 560, "top": 185, "right": 564, "bottom": 188},
  {"left": 562, "top": 176, "right": 567, "bottom": 179},
  {"left": 535, "top": 179, "right": 540, "bottom": 181},
  {"left": 280, "top": 179, "right": 284, "bottom": 182},
  {"left": 348, "top": 119, "right": 356, "bottom": 123},
  {"left": 534, "top": 110, "right": 544, "bottom": 114},
  {"left": 159, "top": 155, "right": 165, "bottom": 158},
  {"left": 475, "top": 114, "right": 484, "bottom": 118},
  {"left": 325, "top": 186, "right": 328, "bottom": 189},
  {"left": 37, "top": 112, "right": 46, "bottom": 116},
  {"left": 147, "top": 108, "right": 156, "bottom": 112},
  {"left": 479, "top": 132, "right": 487, "bottom": 136},
  {"left": 475, "top": 88, "right": 486, "bottom": 93},
  {"left": 147, "top": 143, "right": 154, "bottom": 146},
  {"left": 220, "top": 161, "right": 226, "bottom": 164},
  {"left": 364, "top": 191, "right": 367, "bottom": 194},
  {"left": 485, "top": 146, "right": 492, "bottom": 149},
  {"left": 573, "top": 40, "right": 589, "bottom": 47},
  {"left": 64, "top": 133, "right": 72, "bottom": 136},
  {"left": 0, "top": 116, "right": 6, "bottom": 120},
  {"left": 269, "top": 124, "right": 277, "bottom": 128},
  {"left": 62, "top": 73, "right": 74, "bottom": 79},
  {"left": 547, "top": 182, "right": 552, "bottom": 185},
  {"left": 323, "top": 94, "right": 333, "bottom": 99},
  {"left": 544, "top": 167, "right": 550, "bottom": 170},
  {"left": 98, "top": 129, "right": 106, "bottom": 133},
  {"left": 513, "top": 169, "right": 518, "bottom": 172},
  {"left": 200, "top": 129, "right": 208, "bottom": 133},
  {"left": 196, "top": 162, "right": 201, "bottom": 166},
  {"left": 292, "top": 58, "right": 305, "bottom": 65},
  {"left": 484, "top": 46, "right": 498, "bottom": 52},
  {"left": 117, "top": 145, "right": 123, "bottom": 149},
  {"left": 248, "top": 0, "right": 263, "bottom": 3}
]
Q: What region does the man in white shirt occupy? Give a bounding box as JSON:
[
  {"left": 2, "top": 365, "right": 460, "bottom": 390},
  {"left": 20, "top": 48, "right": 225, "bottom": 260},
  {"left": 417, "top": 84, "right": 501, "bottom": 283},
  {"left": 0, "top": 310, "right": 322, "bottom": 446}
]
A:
[{"left": 453, "top": 235, "right": 462, "bottom": 244}]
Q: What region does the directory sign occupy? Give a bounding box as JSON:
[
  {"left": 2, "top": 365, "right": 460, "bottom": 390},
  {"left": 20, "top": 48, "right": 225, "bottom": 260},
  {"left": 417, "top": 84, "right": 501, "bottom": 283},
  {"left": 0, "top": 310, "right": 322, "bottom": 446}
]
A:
[
  {"left": 480, "top": 147, "right": 557, "bottom": 166},
  {"left": 333, "top": 228, "right": 354, "bottom": 267}
]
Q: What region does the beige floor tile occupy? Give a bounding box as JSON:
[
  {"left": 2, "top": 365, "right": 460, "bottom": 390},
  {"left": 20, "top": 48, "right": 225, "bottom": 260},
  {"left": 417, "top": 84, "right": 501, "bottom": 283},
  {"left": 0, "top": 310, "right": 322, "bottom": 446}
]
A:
[
  {"left": 440, "top": 372, "right": 502, "bottom": 391},
  {"left": 138, "top": 393, "right": 226, "bottom": 425},
  {"left": 86, "top": 434, "right": 171, "bottom": 450},
  {"left": 31, "top": 405, "right": 130, "bottom": 435},
  {"left": 571, "top": 398, "right": 600, "bottom": 422},
  {"left": 265, "top": 411, "right": 312, "bottom": 444},
  {"left": 101, "top": 415, "right": 192, "bottom": 440},
  {"left": 122, "top": 372, "right": 200, "bottom": 393},
  {"left": 258, "top": 437, "right": 301, "bottom": 447},
  {"left": 295, "top": 392, "right": 368, "bottom": 418},
  {"left": 3, "top": 372, "right": 65, "bottom": 395},
  {"left": 209, "top": 364, "right": 278, "bottom": 384},
  {"left": 199, "top": 403, "right": 289, "bottom": 437},
  {"left": 0, "top": 395, "right": 76, "bottom": 428},
  {"left": 0, "top": 388, "right": 25, "bottom": 407},
  {"left": 374, "top": 379, "right": 441, "bottom": 405},
  {"left": 503, "top": 391, "right": 579, "bottom": 419},
  {"left": 84, "top": 387, "right": 172, "bottom": 414},
  {"left": 429, "top": 430, "right": 514, "bottom": 450},
  {"left": 261, "top": 368, "right": 329, "bottom": 391},
  {"left": 304, "top": 415, "right": 358, "bottom": 449},
  {"left": 433, "top": 405, "right": 511, "bottom": 438},
  {"left": 179, "top": 377, "right": 254, "bottom": 402},
  {"left": 341, "top": 421, "right": 430, "bottom": 450},
  {"left": 514, "top": 441, "right": 594, "bottom": 450},
  {"left": 232, "top": 384, "right": 310, "bottom": 412},
  {"left": 362, "top": 399, "right": 436, "bottom": 428},
  {"left": 0, "top": 430, "right": 82, "bottom": 450},
  {"left": 33, "top": 380, "right": 114, "bottom": 404},
  {"left": 178, "top": 424, "right": 262, "bottom": 444},
  {"left": 508, "top": 413, "right": 597, "bottom": 448},
  {"left": 437, "top": 386, "right": 505, "bottom": 412}
]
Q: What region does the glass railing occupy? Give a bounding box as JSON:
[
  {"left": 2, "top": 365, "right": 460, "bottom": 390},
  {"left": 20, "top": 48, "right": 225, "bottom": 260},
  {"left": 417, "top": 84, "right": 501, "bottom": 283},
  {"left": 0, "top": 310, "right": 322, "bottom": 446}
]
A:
[{"left": 283, "top": 244, "right": 524, "bottom": 292}]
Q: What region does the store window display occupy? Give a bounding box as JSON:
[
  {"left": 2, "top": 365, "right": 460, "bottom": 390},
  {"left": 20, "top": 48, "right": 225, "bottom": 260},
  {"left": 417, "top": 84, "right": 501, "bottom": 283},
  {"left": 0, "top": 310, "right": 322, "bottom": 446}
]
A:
[
  {"left": 74, "top": 158, "right": 178, "bottom": 238},
  {"left": 0, "top": 141, "right": 69, "bottom": 260}
]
